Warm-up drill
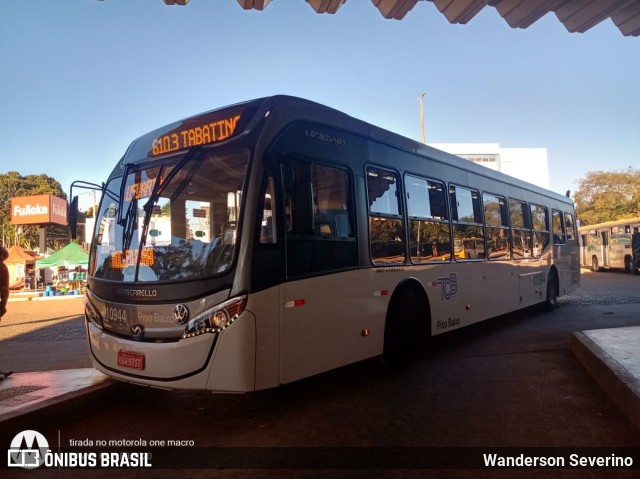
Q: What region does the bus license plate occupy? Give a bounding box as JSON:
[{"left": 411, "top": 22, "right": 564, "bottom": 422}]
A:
[{"left": 117, "top": 351, "right": 145, "bottom": 370}]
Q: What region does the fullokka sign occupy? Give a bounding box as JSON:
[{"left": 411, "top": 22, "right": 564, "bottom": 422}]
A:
[{"left": 10, "top": 194, "right": 67, "bottom": 226}]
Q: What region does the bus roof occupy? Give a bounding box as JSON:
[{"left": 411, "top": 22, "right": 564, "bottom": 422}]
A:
[
  {"left": 112, "top": 95, "right": 572, "bottom": 206},
  {"left": 578, "top": 216, "right": 640, "bottom": 232}
]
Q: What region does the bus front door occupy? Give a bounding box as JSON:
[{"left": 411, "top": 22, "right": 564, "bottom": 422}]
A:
[
  {"left": 633, "top": 232, "right": 640, "bottom": 272},
  {"left": 601, "top": 231, "right": 609, "bottom": 268}
]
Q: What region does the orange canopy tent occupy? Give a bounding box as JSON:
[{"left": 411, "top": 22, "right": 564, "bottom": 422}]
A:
[
  {"left": 5, "top": 245, "right": 38, "bottom": 289},
  {"left": 6, "top": 245, "right": 37, "bottom": 264}
]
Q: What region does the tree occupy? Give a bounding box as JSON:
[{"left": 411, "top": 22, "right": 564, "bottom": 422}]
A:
[
  {"left": 573, "top": 167, "right": 640, "bottom": 226},
  {"left": 0, "top": 171, "right": 68, "bottom": 250}
]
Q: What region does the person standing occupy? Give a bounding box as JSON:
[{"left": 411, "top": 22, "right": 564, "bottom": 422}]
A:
[{"left": 0, "top": 245, "right": 14, "bottom": 380}]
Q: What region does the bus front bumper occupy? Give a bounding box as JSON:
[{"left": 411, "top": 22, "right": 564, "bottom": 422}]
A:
[
  {"left": 86, "top": 310, "right": 256, "bottom": 392},
  {"left": 87, "top": 321, "right": 216, "bottom": 390}
]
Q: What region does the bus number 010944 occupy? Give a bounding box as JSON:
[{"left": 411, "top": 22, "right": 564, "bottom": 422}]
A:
[{"left": 106, "top": 307, "right": 128, "bottom": 322}]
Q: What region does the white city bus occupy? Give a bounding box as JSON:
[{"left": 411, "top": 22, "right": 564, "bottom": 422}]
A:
[
  {"left": 71, "top": 96, "right": 580, "bottom": 392},
  {"left": 578, "top": 217, "right": 640, "bottom": 274}
]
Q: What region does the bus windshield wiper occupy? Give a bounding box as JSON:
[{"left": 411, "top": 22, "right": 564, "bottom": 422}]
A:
[
  {"left": 117, "top": 162, "right": 136, "bottom": 227},
  {"left": 121, "top": 197, "right": 137, "bottom": 252},
  {"left": 141, "top": 146, "right": 202, "bottom": 219},
  {"left": 133, "top": 147, "right": 202, "bottom": 280}
]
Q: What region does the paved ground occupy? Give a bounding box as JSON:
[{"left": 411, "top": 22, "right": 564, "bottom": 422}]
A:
[
  {"left": 0, "top": 297, "right": 90, "bottom": 373},
  {"left": 1, "top": 271, "right": 640, "bottom": 477}
]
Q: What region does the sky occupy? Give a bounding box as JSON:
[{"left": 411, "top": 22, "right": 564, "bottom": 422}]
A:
[{"left": 1, "top": 0, "right": 639, "bottom": 211}]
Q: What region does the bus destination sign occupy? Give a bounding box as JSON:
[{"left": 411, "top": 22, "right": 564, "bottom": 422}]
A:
[
  {"left": 125, "top": 175, "right": 167, "bottom": 201},
  {"left": 151, "top": 114, "right": 241, "bottom": 157}
]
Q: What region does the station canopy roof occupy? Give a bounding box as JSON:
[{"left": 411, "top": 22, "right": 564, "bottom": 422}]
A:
[{"left": 160, "top": 0, "right": 640, "bottom": 37}]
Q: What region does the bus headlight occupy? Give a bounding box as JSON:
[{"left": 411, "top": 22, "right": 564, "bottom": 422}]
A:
[
  {"left": 183, "top": 295, "right": 247, "bottom": 338},
  {"left": 211, "top": 310, "right": 229, "bottom": 328}
]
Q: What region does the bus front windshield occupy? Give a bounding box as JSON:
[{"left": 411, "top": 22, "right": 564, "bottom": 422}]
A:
[{"left": 90, "top": 149, "right": 249, "bottom": 283}]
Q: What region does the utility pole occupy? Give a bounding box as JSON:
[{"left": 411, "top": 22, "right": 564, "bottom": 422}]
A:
[
  {"left": 92, "top": 190, "right": 97, "bottom": 221},
  {"left": 418, "top": 92, "right": 426, "bottom": 144}
]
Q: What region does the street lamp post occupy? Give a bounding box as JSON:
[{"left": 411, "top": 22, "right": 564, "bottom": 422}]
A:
[{"left": 418, "top": 92, "right": 426, "bottom": 144}]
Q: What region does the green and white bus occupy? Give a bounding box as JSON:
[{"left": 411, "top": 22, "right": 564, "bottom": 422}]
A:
[
  {"left": 579, "top": 217, "right": 640, "bottom": 274},
  {"left": 71, "top": 96, "right": 580, "bottom": 391}
]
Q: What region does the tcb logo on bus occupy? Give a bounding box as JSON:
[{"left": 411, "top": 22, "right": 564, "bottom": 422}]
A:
[{"left": 439, "top": 274, "right": 458, "bottom": 300}]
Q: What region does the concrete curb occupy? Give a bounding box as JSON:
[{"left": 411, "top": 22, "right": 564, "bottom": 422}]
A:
[
  {"left": 8, "top": 294, "right": 85, "bottom": 302},
  {"left": 0, "top": 374, "right": 119, "bottom": 444},
  {"left": 571, "top": 331, "right": 640, "bottom": 432}
]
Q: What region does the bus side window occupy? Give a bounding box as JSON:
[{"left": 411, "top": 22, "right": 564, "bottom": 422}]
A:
[
  {"left": 283, "top": 158, "right": 357, "bottom": 277},
  {"left": 564, "top": 212, "right": 576, "bottom": 242},
  {"left": 251, "top": 169, "right": 286, "bottom": 291},
  {"left": 552, "top": 209, "right": 566, "bottom": 245},
  {"left": 282, "top": 161, "right": 314, "bottom": 236},
  {"left": 450, "top": 185, "right": 484, "bottom": 261},
  {"left": 483, "top": 193, "right": 510, "bottom": 260},
  {"left": 258, "top": 175, "right": 277, "bottom": 244},
  {"left": 530, "top": 204, "right": 550, "bottom": 258},
  {"left": 509, "top": 198, "right": 532, "bottom": 260},
  {"left": 367, "top": 167, "right": 405, "bottom": 264},
  {"left": 405, "top": 174, "right": 451, "bottom": 263}
]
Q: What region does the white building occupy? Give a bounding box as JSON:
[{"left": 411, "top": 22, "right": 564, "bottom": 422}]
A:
[{"left": 428, "top": 143, "right": 550, "bottom": 190}]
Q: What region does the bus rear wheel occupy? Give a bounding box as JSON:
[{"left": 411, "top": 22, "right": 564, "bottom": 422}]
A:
[
  {"left": 624, "top": 256, "right": 636, "bottom": 274},
  {"left": 383, "top": 286, "right": 424, "bottom": 366},
  {"left": 541, "top": 272, "right": 558, "bottom": 312}
]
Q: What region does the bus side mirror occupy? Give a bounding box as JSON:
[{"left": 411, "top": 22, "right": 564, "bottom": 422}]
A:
[{"left": 68, "top": 196, "right": 79, "bottom": 240}]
